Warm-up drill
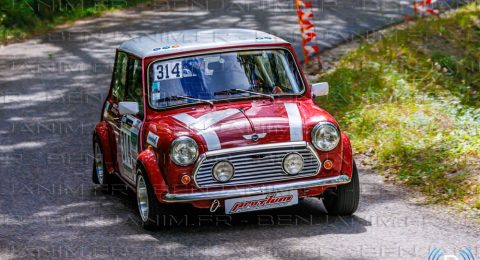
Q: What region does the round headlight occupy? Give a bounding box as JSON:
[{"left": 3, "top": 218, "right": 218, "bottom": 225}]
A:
[
  {"left": 212, "top": 161, "right": 234, "bottom": 182},
  {"left": 170, "top": 137, "right": 198, "bottom": 166},
  {"left": 311, "top": 122, "right": 340, "bottom": 151},
  {"left": 282, "top": 153, "right": 304, "bottom": 175}
]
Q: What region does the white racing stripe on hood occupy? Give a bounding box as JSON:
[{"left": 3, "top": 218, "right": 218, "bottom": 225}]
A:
[
  {"left": 200, "top": 129, "right": 221, "bottom": 151},
  {"left": 173, "top": 109, "right": 239, "bottom": 150},
  {"left": 284, "top": 103, "right": 303, "bottom": 141}
]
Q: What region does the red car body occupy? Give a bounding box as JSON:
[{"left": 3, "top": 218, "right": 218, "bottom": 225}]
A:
[{"left": 93, "top": 29, "right": 356, "bottom": 222}]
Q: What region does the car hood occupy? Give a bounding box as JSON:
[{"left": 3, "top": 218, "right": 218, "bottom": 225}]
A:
[{"left": 152, "top": 99, "right": 336, "bottom": 151}]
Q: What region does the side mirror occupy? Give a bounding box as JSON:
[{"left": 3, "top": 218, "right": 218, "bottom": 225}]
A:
[
  {"left": 118, "top": 101, "right": 139, "bottom": 115},
  {"left": 311, "top": 82, "right": 329, "bottom": 98}
]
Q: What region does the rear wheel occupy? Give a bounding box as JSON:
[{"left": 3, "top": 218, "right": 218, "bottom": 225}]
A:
[
  {"left": 92, "top": 135, "right": 113, "bottom": 186},
  {"left": 322, "top": 160, "right": 360, "bottom": 215},
  {"left": 136, "top": 168, "right": 164, "bottom": 230}
]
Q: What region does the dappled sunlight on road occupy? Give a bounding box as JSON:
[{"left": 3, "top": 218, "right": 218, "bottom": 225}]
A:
[{"left": 0, "top": 0, "right": 478, "bottom": 259}]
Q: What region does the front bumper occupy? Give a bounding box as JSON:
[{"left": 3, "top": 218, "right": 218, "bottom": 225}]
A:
[{"left": 162, "top": 174, "right": 350, "bottom": 202}]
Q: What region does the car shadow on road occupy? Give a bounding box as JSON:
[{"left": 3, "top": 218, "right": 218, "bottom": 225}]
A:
[{"left": 98, "top": 184, "right": 371, "bottom": 237}]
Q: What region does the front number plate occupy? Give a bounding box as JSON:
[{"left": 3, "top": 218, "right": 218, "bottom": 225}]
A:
[{"left": 224, "top": 190, "right": 299, "bottom": 214}]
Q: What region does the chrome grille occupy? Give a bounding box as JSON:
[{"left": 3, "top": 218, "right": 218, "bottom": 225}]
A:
[{"left": 193, "top": 142, "right": 321, "bottom": 188}]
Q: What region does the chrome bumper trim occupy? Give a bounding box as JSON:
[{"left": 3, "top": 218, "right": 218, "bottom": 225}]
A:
[{"left": 162, "top": 175, "right": 351, "bottom": 203}]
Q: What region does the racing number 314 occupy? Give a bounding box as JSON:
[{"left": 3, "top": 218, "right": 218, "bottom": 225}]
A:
[{"left": 155, "top": 61, "right": 182, "bottom": 81}]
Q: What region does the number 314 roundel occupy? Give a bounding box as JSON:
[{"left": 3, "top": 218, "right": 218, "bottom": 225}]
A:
[{"left": 154, "top": 61, "right": 182, "bottom": 81}]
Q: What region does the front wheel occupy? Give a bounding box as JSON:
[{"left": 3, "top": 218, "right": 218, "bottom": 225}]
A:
[
  {"left": 136, "top": 168, "right": 164, "bottom": 230},
  {"left": 322, "top": 160, "right": 360, "bottom": 215}
]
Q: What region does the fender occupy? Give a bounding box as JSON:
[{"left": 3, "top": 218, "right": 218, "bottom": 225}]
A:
[
  {"left": 137, "top": 149, "right": 168, "bottom": 202},
  {"left": 340, "top": 132, "right": 353, "bottom": 178},
  {"left": 95, "top": 121, "right": 115, "bottom": 173}
]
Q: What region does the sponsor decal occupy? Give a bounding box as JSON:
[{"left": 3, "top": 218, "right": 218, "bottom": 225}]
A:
[
  {"left": 131, "top": 133, "right": 138, "bottom": 156},
  {"left": 146, "top": 132, "right": 159, "bottom": 148},
  {"left": 131, "top": 117, "right": 142, "bottom": 129},
  {"left": 255, "top": 36, "right": 275, "bottom": 41},
  {"left": 152, "top": 45, "right": 180, "bottom": 52},
  {"left": 230, "top": 194, "right": 293, "bottom": 213},
  {"left": 126, "top": 116, "right": 142, "bottom": 157},
  {"left": 111, "top": 103, "right": 119, "bottom": 115},
  {"left": 225, "top": 191, "right": 298, "bottom": 214}
]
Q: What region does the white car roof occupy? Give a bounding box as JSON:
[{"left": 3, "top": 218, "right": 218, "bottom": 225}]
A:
[{"left": 119, "top": 29, "right": 288, "bottom": 58}]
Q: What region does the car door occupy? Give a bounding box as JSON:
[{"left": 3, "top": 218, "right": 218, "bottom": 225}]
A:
[
  {"left": 119, "top": 57, "right": 144, "bottom": 184},
  {"left": 106, "top": 52, "right": 145, "bottom": 184},
  {"left": 106, "top": 51, "right": 129, "bottom": 180}
]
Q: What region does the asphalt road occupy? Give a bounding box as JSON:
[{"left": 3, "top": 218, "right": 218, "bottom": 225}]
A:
[{"left": 0, "top": 0, "right": 479, "bottom": 259}]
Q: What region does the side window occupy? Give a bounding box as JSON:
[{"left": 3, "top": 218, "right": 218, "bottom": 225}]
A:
[
  {"left": 112, "top": 52, "right": 128, "bottom": 100},
  {"left": 127, "top": 58, "right": 144, "bottom": 117}
]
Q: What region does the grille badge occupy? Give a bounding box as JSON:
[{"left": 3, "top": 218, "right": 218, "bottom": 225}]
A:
[{"left": 243, "top": 133, "right": 267, "bottom": 142}]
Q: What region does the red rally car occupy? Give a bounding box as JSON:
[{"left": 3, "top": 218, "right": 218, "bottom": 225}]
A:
[{"left": 93, "top": 29, "right": 359, "bottom": 229}]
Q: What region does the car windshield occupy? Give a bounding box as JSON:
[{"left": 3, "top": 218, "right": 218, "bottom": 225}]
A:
[{"left": 148, "top": 49, "right": 304, "bottom": 108}]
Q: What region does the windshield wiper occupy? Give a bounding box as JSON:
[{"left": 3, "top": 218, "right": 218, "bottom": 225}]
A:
[
  {"left": 160, "top": 95, "right": 214, "bottom": 107},
  {"left": 214, "top": 88, "right": 274, "bottom": 102}
]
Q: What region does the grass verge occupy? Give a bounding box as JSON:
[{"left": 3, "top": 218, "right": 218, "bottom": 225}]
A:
[{"left": 316, "top": 3, "right": 480, "bottom": 217}]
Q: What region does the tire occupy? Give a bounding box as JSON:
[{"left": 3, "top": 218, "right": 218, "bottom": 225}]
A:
[
  {"left": 92, "top": 134, "right": 113, "bottom": 186},
  {"left": 136, "top": 167, "right": 164, "bottom": 230},
  {"left": 322, "top": 160, "right": 360, "bottom": 216}
]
